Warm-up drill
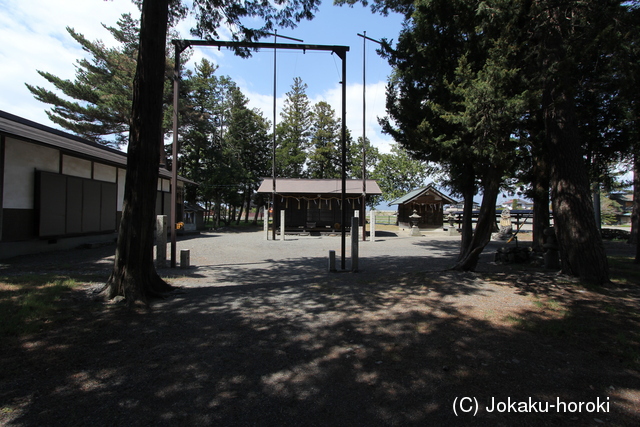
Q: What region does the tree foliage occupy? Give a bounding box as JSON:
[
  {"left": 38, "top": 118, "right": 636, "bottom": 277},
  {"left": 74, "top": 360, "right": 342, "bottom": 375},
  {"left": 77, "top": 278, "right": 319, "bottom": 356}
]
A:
[
  {"left": 178, "top": 58, "right": 270, "bottom": 226},
  {"left": 378, "top": 0, "right": 529, "bottom": 270},
  {"left": 347, "top": 0, "right": 637, "bottom": 282},
  {"left": 601, "top": 197, "right": 623, "bottom": 225},
  {"left": 349, "top": 136, "right": 380, "bottom": 179},
  {"left": 276, "top": 77, "right": 312, "bottom": 178},
  {"left": 371, "top": 144, "right": 431, "bottom": 202},
  {"left": 307, "top": 101, "right": 342, "bottom": 179},
  {"left": 25, "top": 14, "right": 141, "bottom": 147}
]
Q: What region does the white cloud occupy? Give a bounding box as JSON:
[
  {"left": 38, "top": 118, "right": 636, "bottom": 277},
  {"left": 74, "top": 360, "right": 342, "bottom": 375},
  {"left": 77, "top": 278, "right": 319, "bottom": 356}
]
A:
[
  {"left": 314, "top": 80, "right": 393, "bottom": 154},
  {"left": 0, "top": 0, "right": 140, "bottom": 126}
]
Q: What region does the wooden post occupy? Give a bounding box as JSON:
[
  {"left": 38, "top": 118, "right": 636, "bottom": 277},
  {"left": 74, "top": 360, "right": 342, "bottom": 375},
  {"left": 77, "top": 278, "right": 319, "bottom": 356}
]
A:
[
  {"left": 180, "top": 249, "right": 190, "bottom": 269},
  {"left": 351, "top": 216, "right": 359, "bottom": 272},
  {"left": 328, "top": 250, "right": 336, "bottom": 272},
  {"left": 280, "top": 209, "right": 285, "bottom": 241},
  {"left": 156, "top": 215, "right": 167, "bottom": 267},
  {"left": 263, "top": 205, "right": 269, "bottom": 240},
  {"left": 370, "top": 209, "right": 376, "bottom": 243},
  {"left": 272, "top": 197, "right": 278, "bottom": 241}
]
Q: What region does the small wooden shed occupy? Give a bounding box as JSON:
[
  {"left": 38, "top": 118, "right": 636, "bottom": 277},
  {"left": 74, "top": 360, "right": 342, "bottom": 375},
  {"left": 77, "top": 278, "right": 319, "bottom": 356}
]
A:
[
  {"left": 183, "top": 202, "right": 206, "bottom": 231},
  {"left": 257, "top": 178, "right": 382, "bottom": 233},
  {"left": 390, "top": 184, "right": 457, "bottom": 230}
]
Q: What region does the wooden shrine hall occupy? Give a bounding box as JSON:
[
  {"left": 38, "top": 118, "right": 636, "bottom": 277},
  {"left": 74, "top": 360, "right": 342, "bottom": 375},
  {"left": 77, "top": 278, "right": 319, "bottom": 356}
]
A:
[
  {"left": 390, "top": 184, "right": 457, "bottom": 230},
  {"left": 257, "top": 178, "right": 382, "bottom": 235}
]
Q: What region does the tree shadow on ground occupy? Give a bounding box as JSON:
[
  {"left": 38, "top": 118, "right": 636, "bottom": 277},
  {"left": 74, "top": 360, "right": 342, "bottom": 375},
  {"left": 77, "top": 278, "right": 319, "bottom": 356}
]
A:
[
  {"left": 174, "top": 232, "right": 223, "bottom": 241},
  {"left": 0, "top": 244, "right": 117, "bottom": 277},
  {"left": 1, "top": 236, "right": 638, "bottom": 426},
  {"left": 1, "top": 252, "right": 639, "bottom": 426}
]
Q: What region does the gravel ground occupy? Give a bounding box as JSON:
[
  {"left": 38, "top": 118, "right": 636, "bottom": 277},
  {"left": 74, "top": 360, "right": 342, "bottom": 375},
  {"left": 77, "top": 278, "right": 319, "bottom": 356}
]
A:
[
  {"left": 1, "top": 227, "right": 639, "bottom": 426},
  {"left": 163, "top": 228, "right": 482, "bottom": 286}
]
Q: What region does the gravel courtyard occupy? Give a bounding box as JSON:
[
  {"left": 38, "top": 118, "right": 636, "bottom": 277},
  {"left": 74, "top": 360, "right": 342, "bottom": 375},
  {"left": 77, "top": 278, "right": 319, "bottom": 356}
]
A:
[{"left": 1, "top": 228, "right": 638, "bottom": 426}]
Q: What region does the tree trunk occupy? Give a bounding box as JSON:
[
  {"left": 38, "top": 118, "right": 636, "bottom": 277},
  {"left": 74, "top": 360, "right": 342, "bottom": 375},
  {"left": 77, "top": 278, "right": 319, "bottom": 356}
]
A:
[
  {"left": 236, "top": 202, "right": 243, "bottom": 225},
  {"left": 452, "top": 166, "right": 501, "bottom": 271},
  {"left": 457, "top": 173, "right": 476, "bottom": 262},
  {"left": 105, "top": 0, "right": 173, "bottom": 304},
  {"left": 630, "top": 148, "right": 639, "bottom": 262},
  {"left": 531, "top": 154, "right": 550, "bottom": 253},
  {"left": 544, "top": 84, "right": 609, "bottom": 284},
  {"left": 215, "top": 197, "right": 221, "bottom": 229},
  {"left": 592, "top": 182, "right": 602, "bottom": 230},
  {"left": 245, "top": 188, "right": 252, "bottom": 224},
  {"left": 534, "top": 2, "right": 609, "bottom": 285}
]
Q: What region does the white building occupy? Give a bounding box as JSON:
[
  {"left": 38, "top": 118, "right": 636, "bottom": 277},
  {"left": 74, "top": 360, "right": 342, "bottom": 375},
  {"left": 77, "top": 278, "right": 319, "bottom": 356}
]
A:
[{"left": 0, "top": 110, "right": 190, "bottom": 259}]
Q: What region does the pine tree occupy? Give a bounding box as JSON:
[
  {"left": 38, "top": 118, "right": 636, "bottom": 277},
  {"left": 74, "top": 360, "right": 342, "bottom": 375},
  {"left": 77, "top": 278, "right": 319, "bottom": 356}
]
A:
[
  {"left": 379, "top": 0, "right": 528, "bottom": 270},
  {"left": 180, "top": 59, "right": 234, "bottom": 206},
  {"left": 225, "top": 86, "right": 271, "bottom": 223},
  {"left": 276, "top": 77, "right": 312, "bottom": 178},
  {"left": 308, "top": 101, "right": 341, "bottom": 179},
  {"left": 352, "top": 0, "right": 629, "bottom": 282},
  {"left": 25, "top": 14, "right": 141, "bottom": 147}
]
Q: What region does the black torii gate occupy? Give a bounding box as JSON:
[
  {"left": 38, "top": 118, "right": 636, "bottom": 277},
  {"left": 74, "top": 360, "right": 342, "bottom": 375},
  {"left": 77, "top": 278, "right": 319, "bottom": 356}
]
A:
[{"left": 169, "top": 39, "right": 350, "bottom": 269}]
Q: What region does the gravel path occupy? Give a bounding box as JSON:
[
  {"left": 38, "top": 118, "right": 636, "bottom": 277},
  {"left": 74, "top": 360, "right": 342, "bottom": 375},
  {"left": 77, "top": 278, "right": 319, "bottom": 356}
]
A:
[{"left": 163, "top": 229, "right": 473, "bottom": 287}]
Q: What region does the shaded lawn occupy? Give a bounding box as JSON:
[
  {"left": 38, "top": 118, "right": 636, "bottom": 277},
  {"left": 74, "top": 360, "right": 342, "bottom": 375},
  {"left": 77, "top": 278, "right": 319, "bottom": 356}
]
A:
[{"left": 0, "top": 275, "right": 103, "bottom": 337}]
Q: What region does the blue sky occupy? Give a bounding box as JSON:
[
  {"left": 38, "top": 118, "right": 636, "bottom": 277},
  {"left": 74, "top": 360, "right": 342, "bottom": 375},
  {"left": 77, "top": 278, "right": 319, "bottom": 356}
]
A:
[
  {"left": 0, "top": 0, "right": 405, "bottom": 154},
  {"left": 0, "top": 0, "right": 534, "bottom": 206}
]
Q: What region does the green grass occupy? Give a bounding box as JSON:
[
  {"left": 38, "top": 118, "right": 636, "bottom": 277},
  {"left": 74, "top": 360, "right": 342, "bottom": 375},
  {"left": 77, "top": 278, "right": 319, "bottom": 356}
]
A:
[
  {"left": 0, "top": 275, "right": 83, "bottom": 337},
  {"left": 503, "top": 314, "right": 534, "bottom": 329}
]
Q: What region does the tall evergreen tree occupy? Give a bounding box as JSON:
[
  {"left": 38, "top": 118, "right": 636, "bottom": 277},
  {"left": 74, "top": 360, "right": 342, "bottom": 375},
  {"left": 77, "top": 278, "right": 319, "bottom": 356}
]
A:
[
  {"left": 520, "top": 0, "right": 628, "bottom": 283},
  {"left": 377, "top": 0, "right": 528, "bottom": 270},
  {"left": 347, "top": 0, "right": 631, "bottom": 282},
  {"left": 308, "top": 101, "right": 341, "bottom": 179},
  {"left": 25, "top": 13, "right": 185, "bottom": 149},
  {"left": 225, "top": 86, "right": 271, "bottom": 224},
  {"left": 180, "top": 59, "right": 238, "bottom": 209},
  {"left": 617, "top": 2, "right": 640, "bottom": 261},
  {"left": 276, "top": 77, "right": 312, "bottom": 178}
]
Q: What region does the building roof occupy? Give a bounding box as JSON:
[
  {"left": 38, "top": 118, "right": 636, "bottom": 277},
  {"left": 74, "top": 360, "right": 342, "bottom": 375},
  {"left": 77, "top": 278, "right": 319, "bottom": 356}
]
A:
[
  {"left": 257, "top": 178, "right": 382, "bottom": 195},
  {"left": 389, "top": 184, "right": 457, "bottom": 205},
  {"left": 0, "top": 110, "right": 194, "bottom": 184},
  {"left": 184, "top": 202, "right": 206, "bottom": 212}
]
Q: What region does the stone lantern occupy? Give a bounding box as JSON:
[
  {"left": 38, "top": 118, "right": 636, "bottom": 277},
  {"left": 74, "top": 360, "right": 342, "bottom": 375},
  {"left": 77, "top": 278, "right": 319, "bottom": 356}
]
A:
[{"left": 409, "top": 209, "right": 421, "bottom": 237}]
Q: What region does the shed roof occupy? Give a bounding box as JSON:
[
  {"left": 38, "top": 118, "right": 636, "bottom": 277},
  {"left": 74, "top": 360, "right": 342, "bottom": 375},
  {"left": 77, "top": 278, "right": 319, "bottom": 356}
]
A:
[
  {"left": 0, "top": 110, "right": 194, "bottom": 184},
  {"left": 257, "top": 178, "right": 382, "bottom": 195},
  {"left": 184, "top": 202, "right": 206, "bottom": 212},
  {"left": 389, "top": 184, "right": 457, "bottom": 205}
]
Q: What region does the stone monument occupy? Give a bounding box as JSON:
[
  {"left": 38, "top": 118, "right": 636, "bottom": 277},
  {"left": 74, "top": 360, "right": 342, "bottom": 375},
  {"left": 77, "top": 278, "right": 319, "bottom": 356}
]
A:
[{"left": 493, "top": 208, "right": 513, "bottom": 240}]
